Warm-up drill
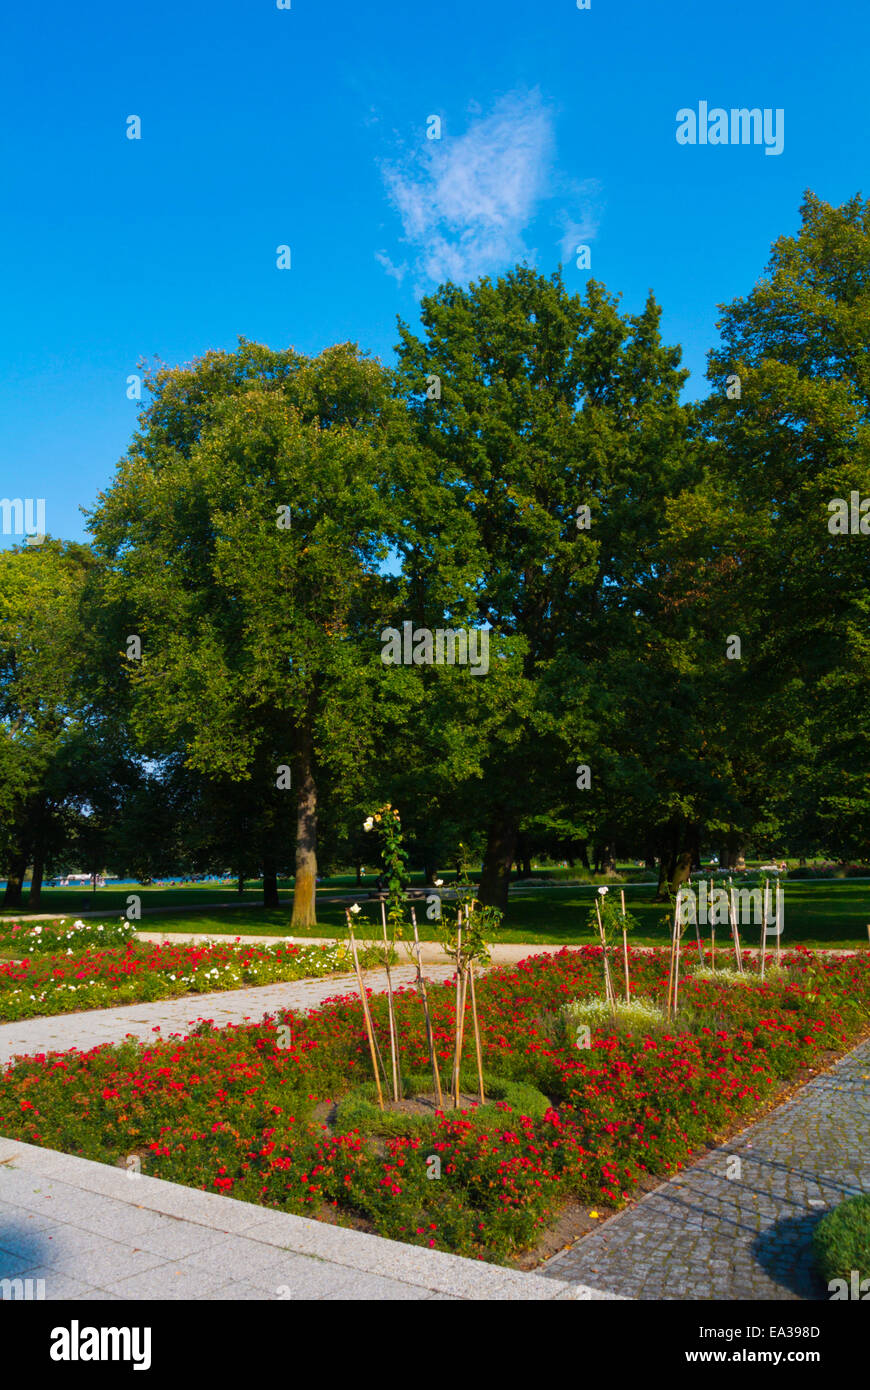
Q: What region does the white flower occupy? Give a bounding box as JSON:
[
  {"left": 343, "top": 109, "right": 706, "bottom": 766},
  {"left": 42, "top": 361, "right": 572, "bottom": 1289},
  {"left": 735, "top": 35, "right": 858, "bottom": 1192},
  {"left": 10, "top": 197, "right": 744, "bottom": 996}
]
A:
[
  {"left": 598, "top": 886, "right": 608, "bottom": 896},
  {"left": 434, "top": 879, "right": 444, "bottom": 887},
  {"left": 363, "top": 817, "right": 374, "bottom": 831},
  {"left": 350, "top": 903, "right": 361, "bottom": 915}
]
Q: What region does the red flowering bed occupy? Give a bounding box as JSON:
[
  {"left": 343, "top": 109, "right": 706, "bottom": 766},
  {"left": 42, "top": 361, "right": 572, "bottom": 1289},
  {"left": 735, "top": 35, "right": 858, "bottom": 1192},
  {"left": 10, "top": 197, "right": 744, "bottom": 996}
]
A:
[
  {"left": 0, "top": 937, "right": 370, "bottom": 1021},
  {"left": 1, "top": 947, "right": 867, "bottom": 1262}
]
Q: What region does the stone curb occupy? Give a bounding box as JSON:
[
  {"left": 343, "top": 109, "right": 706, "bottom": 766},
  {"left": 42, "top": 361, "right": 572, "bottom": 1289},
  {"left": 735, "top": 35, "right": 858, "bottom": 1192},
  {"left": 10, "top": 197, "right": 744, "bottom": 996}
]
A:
[{"left": 0, "top": 1137, "right": 622, "bottom": 1301}]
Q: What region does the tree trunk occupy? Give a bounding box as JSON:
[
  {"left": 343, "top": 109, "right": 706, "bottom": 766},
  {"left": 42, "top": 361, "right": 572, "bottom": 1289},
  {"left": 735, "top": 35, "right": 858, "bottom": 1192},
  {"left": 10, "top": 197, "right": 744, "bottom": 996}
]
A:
[
  {"left": 355, "top": 860, "right": 363, "bottom": 886},
  {"left": 262, "top": 851, "right": 280, "bottom": 909},
  {"left": 237, "top": 871, "right": 245, "bottom": 894},
  {"left": 2, "top": 852, "right": 28, "bottom": 909},
  {"left": 28, "top": 846, "right": 45, "bottom": 911},
  {"left": 291, "top": 731, "right": 318, "bottom": 928},
  {"left": 688, "top": 829, "right": 701, "bottom": 872},
  {"left": 655, "top": 855, "right": 670, "bottom": 900},
  {"left": 670, "top": 850, "right": 693, "bottom": 895},
  {"left": 478, "top": 812, "right": 518, "bottom": 914},
  {"left": 423, "top": 853, "right": 439, "bottom": 886}
]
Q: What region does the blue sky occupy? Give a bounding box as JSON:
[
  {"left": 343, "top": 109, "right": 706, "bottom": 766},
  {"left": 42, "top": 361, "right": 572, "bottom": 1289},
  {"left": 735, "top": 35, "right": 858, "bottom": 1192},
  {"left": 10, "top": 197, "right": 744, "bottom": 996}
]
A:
[{"left": 1, "top": 0, "right": 867, "bottom": 546}]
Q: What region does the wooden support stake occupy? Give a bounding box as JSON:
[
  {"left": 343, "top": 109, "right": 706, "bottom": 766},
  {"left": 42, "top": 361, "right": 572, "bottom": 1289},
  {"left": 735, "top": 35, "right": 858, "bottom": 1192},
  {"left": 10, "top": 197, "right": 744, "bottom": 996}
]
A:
[
  {"left": 468, "top": 962, "right": 485, "bottom": 1105},
  {"left": 620, "top": 890, "right": 630, "bottom": 1001},
  {"left": 760, "top": 881, "right": 769, "bottom": 981},
  {"left": 667, "top": 895, "right": 680, "bottom": 1017},
  {"left": 452, "top": 913, "right": 465, "bottom": 1108},
  {"left": 379, "top": 898, "right": 401, "bottom": 1101},
  {"left": 729, "top": 880, "right": 743, "bottom": 972},
  {"left": 346, "top": 912, "right": 384, "bottom": 1110},
  {"left": 410, "top": 905, "right": 442, "bottom": 1107}
]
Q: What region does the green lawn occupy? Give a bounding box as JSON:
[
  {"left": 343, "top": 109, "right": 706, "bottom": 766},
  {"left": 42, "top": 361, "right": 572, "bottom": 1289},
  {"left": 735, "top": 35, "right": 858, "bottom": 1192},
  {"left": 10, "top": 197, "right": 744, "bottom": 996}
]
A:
[
  {"left": 123, "top": 879, "right": 870, "bottom": 950},
  {"left": 5, "top": 875, "right": 869, "bottom": 949}
]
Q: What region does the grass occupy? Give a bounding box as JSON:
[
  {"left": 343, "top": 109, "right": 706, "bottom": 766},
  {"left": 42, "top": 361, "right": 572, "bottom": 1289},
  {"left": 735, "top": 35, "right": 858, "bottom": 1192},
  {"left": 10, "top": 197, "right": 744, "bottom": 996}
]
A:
[
  {"left": 5, "top": 874, "right": 870, "bottom": 949},
  {"left": 143, "top": 880, "right": 870, "bottom": 950}
]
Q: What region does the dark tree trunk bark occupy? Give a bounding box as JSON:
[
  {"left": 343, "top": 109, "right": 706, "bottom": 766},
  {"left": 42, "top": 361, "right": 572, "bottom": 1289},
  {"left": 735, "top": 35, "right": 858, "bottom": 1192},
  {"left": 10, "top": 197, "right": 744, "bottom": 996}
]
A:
[
  {"left": 355, "top": 860, "right": 363, "bottom": 886},
  {"left": 2, "top": 852, "right": 28, "bottom": 909},
  {"left": 237, "top": 871, "right": 245, "bottom": 894},
  {"left": 262, "top": 851, "right": 280, "bottom": 909},
  {"left": 28, "top": 846, "right": 44, "bottom": 911},
  {"left": 291, "top": 725, "right": 318, "bottom": 929},
  {"left": 580, "top": 842, "right": 591, "bottom": 871},
  {"left": 478, "top": 812, "right": 518, "bottom": 914},
  {"left": 689, "top": 829, "right": 702, "bottom": 872},
  {"left": 423, "top": 853, "right": 438, "bottom": 886},
  {"left": 670, "top": 850, "right": 693, "bottom": 895},
  {"left": 656, "top": 856, "right": 670, "bottom": 899}
]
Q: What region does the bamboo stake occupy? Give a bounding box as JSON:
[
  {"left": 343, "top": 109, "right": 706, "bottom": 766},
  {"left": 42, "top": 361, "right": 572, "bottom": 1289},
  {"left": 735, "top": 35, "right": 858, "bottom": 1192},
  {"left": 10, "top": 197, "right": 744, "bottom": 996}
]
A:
[
  {"left": 453, "top": 964, "right": 469, "bottom": 1108},
  {"left": 468, "top": 961, "right": 485, "bottom": 1105},
  {"left": 620, "top": 890, "right": 630, "bottom": 1001},
  {"left": 379, "top": 898, "right": 401, "bottom": 1101},
  {"left": 760, "top": 880, "right": 769, "bottom": 981},
  {"left": 595, "top": 900, "right": 616, "bottom": 1011},
  {"left": 665, "top": 891, "right": 678, "bottom": 1019},
  {"left": 410, "top": 905, "right": 442, "bottom": 1107},
  {"left": 775, "top": 882, "right": 782, "bottom": 965},
  {"left": 672, "top": 895, "right": 682, "bottom": 1016},
  {"left": 729, "top": 879, "right": 743, "bottom": 972},
  {"left": 711, "top": 924, "right": 716, "bottom": 972},
  {"left": 452, "top": 913, "right": 465, "bottom": 1107},
  {"left": 346, "top": 912, "right": 384, "bottom": 1110}
]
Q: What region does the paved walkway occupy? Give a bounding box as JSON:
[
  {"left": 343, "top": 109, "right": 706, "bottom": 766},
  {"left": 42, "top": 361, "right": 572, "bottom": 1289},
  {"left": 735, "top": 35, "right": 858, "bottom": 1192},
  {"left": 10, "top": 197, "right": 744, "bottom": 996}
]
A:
[
  {"left": 0, "top": 965, "right": 456, "bottom": 1067},
  {"left": 0, "top": 1137, "right": 615, "bottom": 1301},
  {"left": 542, "top": 1037, "right": 870, "bottom": 1300}
]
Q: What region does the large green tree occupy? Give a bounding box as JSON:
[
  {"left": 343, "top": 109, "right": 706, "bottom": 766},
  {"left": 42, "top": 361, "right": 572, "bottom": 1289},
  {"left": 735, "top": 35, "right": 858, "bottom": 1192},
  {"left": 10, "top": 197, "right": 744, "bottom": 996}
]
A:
[
  {"left": 89, "top": 341, "right": 409, "bottom": 926},
  {"left": 394, "top": 267, "right": 699, "bottom": 910}
]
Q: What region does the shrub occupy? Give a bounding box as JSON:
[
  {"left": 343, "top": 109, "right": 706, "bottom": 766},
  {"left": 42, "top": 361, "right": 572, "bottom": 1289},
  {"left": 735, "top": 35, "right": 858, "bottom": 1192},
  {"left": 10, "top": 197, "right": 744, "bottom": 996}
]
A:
[{"left": 813, "top": 1195, "right": 870, "bottom": 1285}]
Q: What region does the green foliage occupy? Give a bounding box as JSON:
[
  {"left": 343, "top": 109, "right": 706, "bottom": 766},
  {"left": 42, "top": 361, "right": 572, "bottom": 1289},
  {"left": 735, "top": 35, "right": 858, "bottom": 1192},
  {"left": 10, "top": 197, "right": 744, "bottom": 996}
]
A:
[{"left": 813, "top": 1195, "right": 870, "bottom": 1284}]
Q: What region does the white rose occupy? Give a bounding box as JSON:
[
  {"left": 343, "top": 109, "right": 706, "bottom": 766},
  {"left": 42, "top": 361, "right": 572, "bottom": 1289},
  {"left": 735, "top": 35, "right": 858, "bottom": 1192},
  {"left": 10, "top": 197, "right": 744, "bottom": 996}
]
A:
[
  {"left": 434, "top": 879, "right": 444, "bottom": 887},
  {"left": 598, "top": 886, "right": 608, "bottom": 896},
  {"left": 363, "top": 817, "right": 374, "bottom": 831}
]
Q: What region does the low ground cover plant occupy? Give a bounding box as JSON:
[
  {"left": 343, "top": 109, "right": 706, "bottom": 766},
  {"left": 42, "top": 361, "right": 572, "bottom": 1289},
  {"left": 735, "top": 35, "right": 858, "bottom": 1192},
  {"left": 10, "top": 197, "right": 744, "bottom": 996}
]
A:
[
  {"left": 0, "top": 938, "right": 382, "bottom": 1021},
  {"left": 1, "top": 946, "right": 867, "bottom": 1262},
  {"left": 813, "top": 1195, "right": 870, "bottom": 1286}
]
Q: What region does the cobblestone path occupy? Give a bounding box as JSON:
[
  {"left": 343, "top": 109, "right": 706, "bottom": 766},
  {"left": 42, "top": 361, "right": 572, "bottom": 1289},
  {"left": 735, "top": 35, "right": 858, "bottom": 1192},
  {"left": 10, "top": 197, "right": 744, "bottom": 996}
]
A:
[{"left": 541, "top": 1038, "right": 870, "bottom": 1300}]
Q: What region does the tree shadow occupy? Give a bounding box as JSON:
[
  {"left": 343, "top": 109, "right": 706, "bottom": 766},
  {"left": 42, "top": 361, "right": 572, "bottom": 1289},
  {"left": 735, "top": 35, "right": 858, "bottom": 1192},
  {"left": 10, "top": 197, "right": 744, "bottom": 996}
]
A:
[
  {"left": 0, "top": 1224, "right": 49, "bottom": 1282},
  {"left": 751, "top": 1211, "right": 830, "bottom": 1300}
]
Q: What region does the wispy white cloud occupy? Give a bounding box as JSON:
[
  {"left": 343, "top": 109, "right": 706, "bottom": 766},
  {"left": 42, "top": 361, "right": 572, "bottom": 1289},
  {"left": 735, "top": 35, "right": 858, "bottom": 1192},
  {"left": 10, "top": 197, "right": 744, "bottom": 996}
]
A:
[
  {"left": 374, "top": 249, "right": 408, "bottom": 284},
  {"left": 379, "top": 91, "right": 557, "bottom": 286},
  {"left": 555, "top": 184, "right": 603, "bottom": 264}
]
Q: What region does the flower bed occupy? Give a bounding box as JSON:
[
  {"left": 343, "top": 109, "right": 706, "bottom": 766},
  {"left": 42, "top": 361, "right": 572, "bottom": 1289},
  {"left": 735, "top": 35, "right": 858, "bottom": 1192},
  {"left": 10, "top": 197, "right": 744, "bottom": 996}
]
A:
[
  {"left": 0, "top": 938, "right": 380, "bottom": 1021},
  {"left": 0, "top": 917, "right": 137, "bottom": 955},
  {"left": 0, "top": 947, "right": 867, "bottom": 1263}
]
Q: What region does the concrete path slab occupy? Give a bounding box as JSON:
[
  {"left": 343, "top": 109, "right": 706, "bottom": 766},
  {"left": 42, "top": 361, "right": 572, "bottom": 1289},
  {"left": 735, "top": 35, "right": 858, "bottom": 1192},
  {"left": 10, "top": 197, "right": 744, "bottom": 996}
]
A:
[
  {"left": 0, "top": 964, "right": 457, "bottom": 1066},
  {"left": 0, "top": 1137, "right": 618, "bottom": 1301}
]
